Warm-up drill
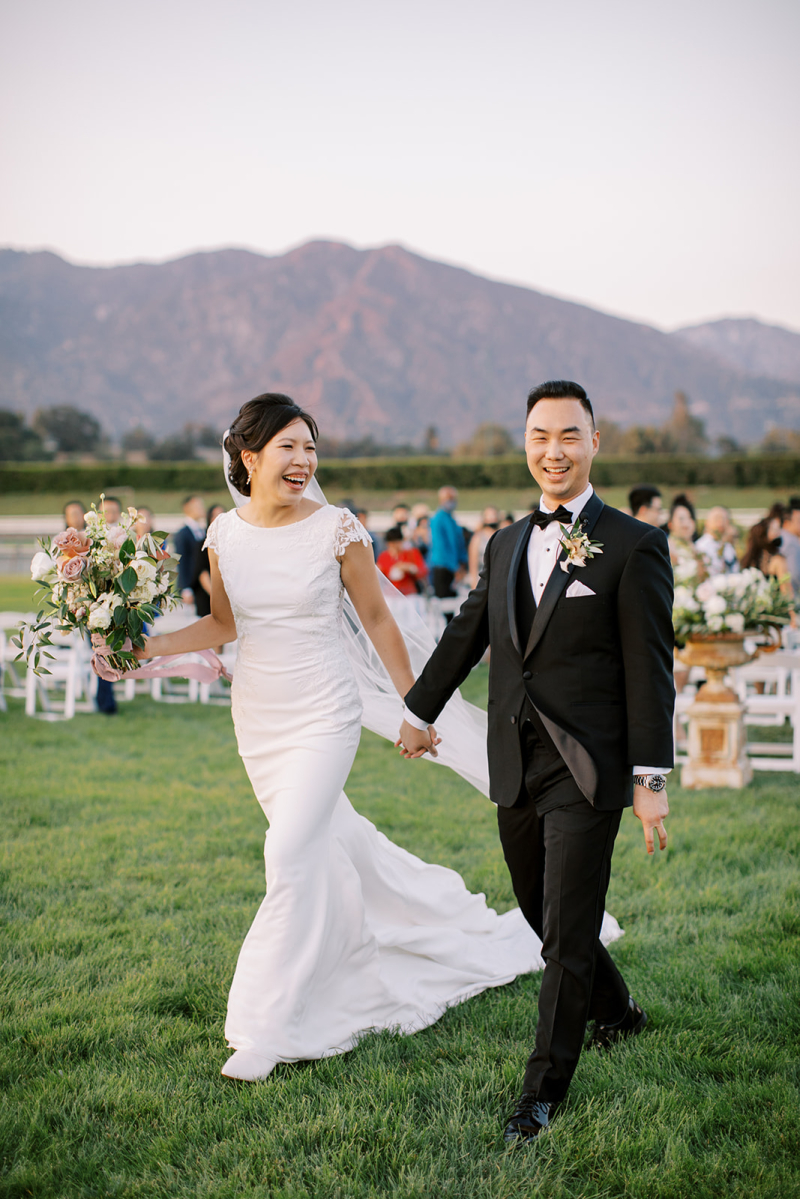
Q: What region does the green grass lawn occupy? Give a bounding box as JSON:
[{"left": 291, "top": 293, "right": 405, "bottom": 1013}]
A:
[
  {"left": 0, "top": 575, "right": 38, "bottom": 614},
  {"left": 1, "top": 663, "right": 798, "bottom": 1198}
]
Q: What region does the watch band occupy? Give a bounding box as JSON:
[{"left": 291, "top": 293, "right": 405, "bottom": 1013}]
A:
[{"left": 633, "top": 774, "right": 667, "bottom": 792}]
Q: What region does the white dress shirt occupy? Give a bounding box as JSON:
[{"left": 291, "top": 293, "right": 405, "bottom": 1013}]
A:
[
  {"left": 184, "top": 517, "right": 206, "bottom": 541},
  {"left": 404, "top": 485, "right": 669, "bottom": 779}
]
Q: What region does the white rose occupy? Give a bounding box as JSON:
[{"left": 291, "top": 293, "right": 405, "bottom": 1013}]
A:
[
  {"left": 31, "top": 551, "right": 54, "bottom": 581},
  {"left": 87, "top": 603, "right": 112, "bottom": 630},
  {"left": 130, "top": 580, "right": 157, "bottom": 603},
  {"left": 707, "top": 614, "right": 724, "bottom": 632},
  {"left": 133, "top": 557, "right": 157, "bottom": 584},
  {"left": 726, "top": 612, "right": 745, "bottom": 634}
]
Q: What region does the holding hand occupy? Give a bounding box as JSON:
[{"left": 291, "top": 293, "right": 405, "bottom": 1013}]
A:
[{"left": 395, "top": 719, "right": 441, "bottom": 759}]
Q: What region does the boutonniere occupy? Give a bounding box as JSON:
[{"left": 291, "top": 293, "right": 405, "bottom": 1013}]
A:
[{"left": 558, "top": 519, "right": 604, "bottom": 572}]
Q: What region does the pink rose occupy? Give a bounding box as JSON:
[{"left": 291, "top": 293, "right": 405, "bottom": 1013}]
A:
[
  {"left": 53, "top": 528, "right": 91, "bottom": 558},
  {"left": 57, "top": 554, "right": 86, "bottom": 581}
]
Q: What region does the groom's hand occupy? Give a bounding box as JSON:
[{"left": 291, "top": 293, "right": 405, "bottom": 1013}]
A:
[
  {"left": 395, "top": 719, "right": 440, "bottom": 759},
  {"left": 633, "top": 785, "right": 669, "bottom": 854}
]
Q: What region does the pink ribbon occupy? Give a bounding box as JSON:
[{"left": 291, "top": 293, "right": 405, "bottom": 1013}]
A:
[{"left": 91, "top": 635, "right": 232, "bottom": 684}]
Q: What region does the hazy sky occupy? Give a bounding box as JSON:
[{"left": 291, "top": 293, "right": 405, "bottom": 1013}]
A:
[{"left": 2, "top": 0, "right": 798, "bottom": 331}]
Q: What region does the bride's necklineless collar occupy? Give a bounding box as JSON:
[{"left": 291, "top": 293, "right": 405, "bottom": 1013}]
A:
[{"left": 234, "top": 503, "right": 326, "bottom": 531}]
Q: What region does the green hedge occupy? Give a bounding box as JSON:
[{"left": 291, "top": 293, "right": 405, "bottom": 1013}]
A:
[{"left": 2, "top": 454, "right": 800, "bottom": 495}]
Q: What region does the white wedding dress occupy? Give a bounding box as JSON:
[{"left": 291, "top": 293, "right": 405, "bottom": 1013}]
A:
[{"left": 205, "top": 502, "right": 621, "bottom": 1068}]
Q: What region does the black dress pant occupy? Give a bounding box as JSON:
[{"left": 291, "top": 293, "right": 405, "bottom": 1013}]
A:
[
  {"left": 432, "top": 567, "right": 457, "bottom": 623},
  {"left": 497, "top": 717, "right": 629, "bottom": 1103}
]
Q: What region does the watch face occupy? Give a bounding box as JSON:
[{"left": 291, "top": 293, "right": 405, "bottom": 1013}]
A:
[{"left": 648, "top": 775, "right": 666, "bottom": 792}]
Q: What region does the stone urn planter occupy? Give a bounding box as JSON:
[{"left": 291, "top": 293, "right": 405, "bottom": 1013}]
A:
[{"left": 676, "top": 633, "right": 758, "bottom": 789}]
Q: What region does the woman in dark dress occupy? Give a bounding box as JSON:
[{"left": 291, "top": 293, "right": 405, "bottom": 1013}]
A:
[{"left": 194, "top": 504, "right": 226, "bottom": 617}]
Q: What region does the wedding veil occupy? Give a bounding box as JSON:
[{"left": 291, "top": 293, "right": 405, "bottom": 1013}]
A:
[{"left": 222, "top": 435, "right": 491, "bottom": 798}]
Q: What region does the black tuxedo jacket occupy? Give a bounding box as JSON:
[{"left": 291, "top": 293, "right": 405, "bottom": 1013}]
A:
[{"left": 405, "top": 493, "right": 675, "bottom": 810}]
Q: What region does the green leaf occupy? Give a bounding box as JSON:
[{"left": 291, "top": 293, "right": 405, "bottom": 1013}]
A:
[
  {"left": 119, "top": 566, "right": 138, "bottom": 594},
  {"left": 113, "top": 605, "right": 127, "bottom": 627},
  {"left": 152, "top": 531, "right": 167, "bottom": 542}
]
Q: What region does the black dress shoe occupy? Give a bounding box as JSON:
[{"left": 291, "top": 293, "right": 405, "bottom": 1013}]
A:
[
  {"left": 503, "top": 1093, "right": 558, "bottom": 1144},
  {"left": 588, "top": 996, "right": 648, "bottom": 1051}
]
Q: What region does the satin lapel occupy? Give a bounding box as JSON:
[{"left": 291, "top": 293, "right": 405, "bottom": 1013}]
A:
[
  {"left": 506, "top": 518, "right": 534, "bottom": 657},
  {"left": 523, "top": 493, "right": 605, "bottom": 660}
]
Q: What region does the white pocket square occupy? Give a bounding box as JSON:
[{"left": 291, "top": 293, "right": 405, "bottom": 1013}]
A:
[{"left": 566, "top": 580, "right": 596, "bottom": 598}]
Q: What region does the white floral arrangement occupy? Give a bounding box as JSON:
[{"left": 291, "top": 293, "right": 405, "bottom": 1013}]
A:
[
  {"left": 672, "top": 565, "right": 793, "bottom": 645},
  {"left": 16, "top": 499, "right": 181, "bottom": 675}
]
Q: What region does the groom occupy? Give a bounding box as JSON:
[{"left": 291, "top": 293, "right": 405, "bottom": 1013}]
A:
[{"left": 399, "top": 381, "right": 674, "bottom": 1143}]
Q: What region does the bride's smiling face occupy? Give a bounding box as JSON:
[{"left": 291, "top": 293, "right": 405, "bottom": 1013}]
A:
[{"left": 245, "top": 418, "right": 318, "bottom": 502}]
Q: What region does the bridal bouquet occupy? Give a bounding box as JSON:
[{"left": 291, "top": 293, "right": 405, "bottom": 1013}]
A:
[
  {"left": 18, "top": 500, "right": 180, "bottom": 676},
  {"left": 672, "top": 564, "right": 793, "bottom": 645}
]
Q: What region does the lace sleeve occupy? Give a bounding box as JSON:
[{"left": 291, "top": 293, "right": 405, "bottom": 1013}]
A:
[
  {"left": 203, "top": 519, "right": 220, "bottom": 554},
  {"left": 334, "top": 508, "right": 373, "bottom": 559}
]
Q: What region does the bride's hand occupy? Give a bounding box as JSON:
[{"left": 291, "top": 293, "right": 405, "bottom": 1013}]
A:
[{"left": 132, "top": 639, "right": 151, "bottom": 662}]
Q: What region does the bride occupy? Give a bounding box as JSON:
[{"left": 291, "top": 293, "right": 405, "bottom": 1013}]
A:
[{"left": 135, "top": 392, "right": 619, "bottom": 1081}]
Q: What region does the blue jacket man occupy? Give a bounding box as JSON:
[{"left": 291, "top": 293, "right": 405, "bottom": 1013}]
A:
[{"left": 429, "top": 486, "right": 467, "bottom": 612}]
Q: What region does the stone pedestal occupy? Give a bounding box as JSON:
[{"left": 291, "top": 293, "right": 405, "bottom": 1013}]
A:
[
  {"left": 677, "top": 634, "right": 756, "bottom": 790},
  {"left": 681, "top": 696, "right": 753, "bottom": 789}
]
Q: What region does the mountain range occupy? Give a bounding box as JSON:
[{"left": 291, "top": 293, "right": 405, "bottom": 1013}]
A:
[{"left": 1, "top": 240, "right": 799, "bottom": 446}]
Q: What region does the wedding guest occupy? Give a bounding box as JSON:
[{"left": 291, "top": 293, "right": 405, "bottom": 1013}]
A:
[
  {"left": 499, "top": 512, "right": 515, "bottom": 529},
  {"left": 173, "top": 495, "right": 206, "bottom": 609},
  {"left": 63, "top": 499, "right": 86, "bottom": 531},
  {"left": 100, "top": 495, "right": 122, "bottom": 525},
  {"left": 695, "top": 506, "right": 739, "bottom": 574},
  {"left": 355, "top": 507, "right": 379, "bottom": 560},
  {"left": 391, "top": 503, "right": 410, "bottom": 536},
  {"left": 667, "top": 494, "right": 703, "bottom": 702},
  {"left": 429, "top": 486, "right": 467, "bottom": 618},
  {"left": 741, "top": 514, "right": 793, "bottom": 599},
  {"left": 134, "top": 505, "right": 154, "bottom": 540},
  {"left": 667, "top": 494, "right": 704, "bottom": 575},
  {"left": 196, "top": 504, "right": 227, "bottom": 617},
  {"left": 408, "top": 505, "right": 432, "bottom": 563},
  {"left": 468, "top": 505, "right": 500, "bottom": 588},
  {"left": 96, "top": 495, "right": 122, "bottom": 714},
  {"left": 628, "top": 485, "right": 664, "bottom": 528},
  {"left": 780, "top": 497, "right": 800, "bottom": 591},
  {"left": 377, "top": 527, "right": 428, "bottom": 596}
]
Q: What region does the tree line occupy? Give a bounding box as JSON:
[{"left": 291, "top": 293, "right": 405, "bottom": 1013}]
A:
[{"left": 2, "top": 394, "right": 800, "bottom": 463}]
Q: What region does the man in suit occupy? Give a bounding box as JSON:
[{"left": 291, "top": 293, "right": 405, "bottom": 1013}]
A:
[
  {"left": 398, "top": 381, "right": 674, "bottom": 1143},
  {"left": 173, "top": 495, "right": 207, "bottom": 611}
]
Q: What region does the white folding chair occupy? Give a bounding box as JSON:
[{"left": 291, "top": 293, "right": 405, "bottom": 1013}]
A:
[
  {"left": 24, "top": 629, "right": 94, "bottom": 721},
  {"left": 0, "top": 611, "right": 34, "bottom": 698},
  {"left": 734, "top": 652, "right": 800, "bottom": 772}
]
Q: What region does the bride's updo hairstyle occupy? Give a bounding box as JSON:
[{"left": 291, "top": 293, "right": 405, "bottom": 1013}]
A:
[{"left": 225, "top": 393, "right": 320, "bottom": 497}]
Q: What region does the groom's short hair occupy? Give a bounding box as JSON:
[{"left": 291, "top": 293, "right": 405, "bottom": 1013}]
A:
[{"left": 527, "top": 381, "right": 594, "bottom": 429}]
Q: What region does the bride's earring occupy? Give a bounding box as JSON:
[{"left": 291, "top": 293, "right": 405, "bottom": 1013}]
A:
[{"left": 246, "top": 461, "right": 254, "bottom": 486}]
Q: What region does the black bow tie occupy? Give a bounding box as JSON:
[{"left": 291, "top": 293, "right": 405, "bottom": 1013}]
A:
[{"left": 529, "top": 505, "right": 573, "bottom": 529}]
